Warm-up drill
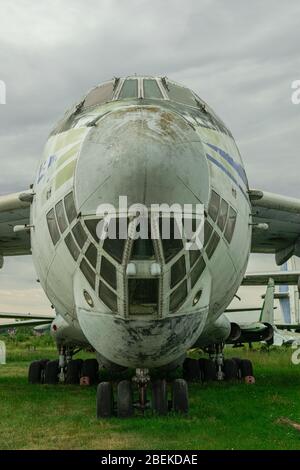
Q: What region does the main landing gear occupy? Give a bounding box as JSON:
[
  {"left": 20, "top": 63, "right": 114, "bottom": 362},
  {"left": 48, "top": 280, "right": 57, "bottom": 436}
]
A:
[
  {"left": 96, "top": 368, "right": 189, "bottom": 418},
  {"left": 182, "top": 343, "right": 255, "bottom": 384},
  {"left": 28, "top": 347, "right": 99, "bottom": 386}
]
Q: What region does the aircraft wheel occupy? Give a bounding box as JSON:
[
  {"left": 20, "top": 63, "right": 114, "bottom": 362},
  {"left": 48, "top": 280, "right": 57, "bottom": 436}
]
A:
[
  {"left": 199, "top": 358, "right": 217, "bottom": 381},
  {"left": 152, "top": 379, "right": 168, "bottom": 416},
  {"left": 28, "top": 361, "right": 43, "bottom": 384},
  {"left": 65, "top": 359, "right": 82, "bottom": 384},
  {"left": 117, "top": 380, "right": 134, "bottom": 418},
  {"left": 223, "top": 359, "right": 238, "bottom": 380},
  {"left": 96, "top": 382, "right": 114, "bottom": 418},
  {"left": 81, "top": 358, "right": 99, "bottom": 385},
  {"left": 240, "top": 359, "right": 254, "bottom": 378},
  {"left": 44, "top": 360, "right": 59, "bottom": 385},
  {"left": 183, "top": 358, "right": 201, "bottom": 382},
  {"left": 172, "top": 379, "right": 189, "bottom": 414}
]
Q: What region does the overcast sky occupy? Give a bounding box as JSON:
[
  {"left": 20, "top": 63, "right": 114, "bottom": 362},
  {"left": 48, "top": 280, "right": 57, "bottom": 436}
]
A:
[{"left": 0, "top": 0, "right": 299, "bottom": 318}]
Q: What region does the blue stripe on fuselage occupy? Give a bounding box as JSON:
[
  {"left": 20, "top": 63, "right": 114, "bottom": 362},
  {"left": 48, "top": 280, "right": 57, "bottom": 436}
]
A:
[
  {"left": 205, "top": 142, "right": 248, "bottom": 187},
  {"left": 206, "top": 153, "right": 249, "bottom": 201}
]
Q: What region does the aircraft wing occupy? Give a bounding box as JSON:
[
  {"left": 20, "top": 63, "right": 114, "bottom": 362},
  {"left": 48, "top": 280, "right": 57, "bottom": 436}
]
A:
[
  {"left": 249, "top": 189, "right": 300, "bottom": 265},
  {"left": 0, "top": 191, "right": 32, "bottom": 256},
  {"left": 276, "top": 324, "right": 300, "bottom": 332},
  {"left": 0, "top": 312, "right": 55, "bottom": 320},
  {"left": 243, "top": 271, "right": 300, "bottom": 286},
  {"left": 0, "top": 319, "right": 52, "bottom": 329}
]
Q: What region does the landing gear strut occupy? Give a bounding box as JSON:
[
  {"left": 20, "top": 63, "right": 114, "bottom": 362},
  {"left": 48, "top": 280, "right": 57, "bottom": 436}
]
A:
[{"left": 132, "top": 368, "right": 151, "bottom": 414}]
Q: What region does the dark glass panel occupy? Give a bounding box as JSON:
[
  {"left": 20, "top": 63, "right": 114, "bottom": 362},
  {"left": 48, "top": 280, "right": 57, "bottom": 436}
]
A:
[
  {"left": 171, "top": 255, "right": 186, "bottom": 288},
  {"left": 46, "top": 209, "right": 60, "bottom": 245},
  {"left": 72, "top": 222, "right": 88, "bottom": 249},
  {"left": 65, "top": 233, "right": 80, "bottom": 261},
  {"left": 100, "top": 256, "right": 117, "bottom": 290},
  {"left": 80, "top": 258, "right": 96, "bottom": 289},
  {"left": 170, "top": 280, "right": 187, "bottom": 312},
  {"left": 64, "top": 192, "right": 77, "bottom": 223},
  {"left": 128, "top": 279, "right": 158, "bottom": 315},
  {"left": 85, "top": 243, "right": 97, "bottom": 268},
  {"left": 99, "top": 281, "right": 117, "bottom": 311}
]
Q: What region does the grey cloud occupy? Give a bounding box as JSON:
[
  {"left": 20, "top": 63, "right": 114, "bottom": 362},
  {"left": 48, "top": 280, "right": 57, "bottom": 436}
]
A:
[{"left": 0, "top": 0, "right": 300, "bottom": 313}]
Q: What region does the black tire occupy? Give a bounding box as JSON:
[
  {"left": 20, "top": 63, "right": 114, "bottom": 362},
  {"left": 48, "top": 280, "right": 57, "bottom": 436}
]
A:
[
  {"left": 152, "top": 379, "right": 168, "bottom": 416},
  {"left": 183, "top": 358, "right": 201, "bottom": 382},
  {"left": 44, "top": 360, "right": 59, "bottom": 384},
  {"left": 39, "top": 359, "right": 50, "bottom": 367},
  {"left": 117, "top": 380, "right": 134, "bottom": 418},
  {"left": 231, "top": 357, "right": 242, "bottom": 378},
  {"left": 28, "top": 361, "right": 43, "bottom": 384},
  {"left": 65, "top": 359, "right": 82, "bottom": 384},
  {"left": 172, "top": 379, "right": 188, "bottom": 414},
  {"left": 81, "top": 358, "right": 99, "bottom": 385},
  {"left": 223, "top": 359, "right": 238, "bottom": 380},
  {"left": 240, "top": 359, "right": 253, "bottom": 378},
  {"left": 199, "top": 358, "right": 217, "bottom": 381},
  {"left": 96, "top": 382, "right": 114, "bottom": 418}
]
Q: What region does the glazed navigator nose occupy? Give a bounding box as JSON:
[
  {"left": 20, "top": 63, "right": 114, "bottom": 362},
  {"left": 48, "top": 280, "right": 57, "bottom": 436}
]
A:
[{"left": 74, "top": 105, "right": 210, "bottom": 214}]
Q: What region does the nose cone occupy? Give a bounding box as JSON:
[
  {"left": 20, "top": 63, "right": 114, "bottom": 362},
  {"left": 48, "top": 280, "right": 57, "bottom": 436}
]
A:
[{"left": 75, "top": 106, "right": 210, "bottom": 213}]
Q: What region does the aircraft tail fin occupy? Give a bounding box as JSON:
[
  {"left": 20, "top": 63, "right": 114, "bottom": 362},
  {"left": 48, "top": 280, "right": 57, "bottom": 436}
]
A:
[{"left": 259, "top": 278, "right": 275, "bottom": 324}]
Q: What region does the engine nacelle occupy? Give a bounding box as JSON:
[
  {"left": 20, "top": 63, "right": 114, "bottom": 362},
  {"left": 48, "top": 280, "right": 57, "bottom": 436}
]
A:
[{"left": 193, "top": 314, "right": 233, "bottom": 348}]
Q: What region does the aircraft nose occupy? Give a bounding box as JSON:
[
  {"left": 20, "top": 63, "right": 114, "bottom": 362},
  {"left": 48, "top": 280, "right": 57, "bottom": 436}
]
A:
[{"left": 75, "top": 106, "right": 210, "bottom": 213}]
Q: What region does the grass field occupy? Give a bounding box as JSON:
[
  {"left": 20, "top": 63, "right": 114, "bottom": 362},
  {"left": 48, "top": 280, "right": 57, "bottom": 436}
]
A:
[{"left": 1, "top": 338, "right": 300, "bottom": 450}]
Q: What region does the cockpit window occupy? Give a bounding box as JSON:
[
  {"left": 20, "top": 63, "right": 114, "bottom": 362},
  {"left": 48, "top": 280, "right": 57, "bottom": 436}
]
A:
[
  {"left": 99, "top": 281, "right": 117, "bottom": 311},
  {"left": 85, "top": 243, "right": 97, "bottom": 268},
  {"left": 159, "top": 217, "right": 183, "bottom": 263},
  {"left": 170, "top": 280, "right": 187, "bottom": 312},
  {"left": 217, "top": 199, "right": 229, "bottom": 231},
  {"left": 204, "top": 220, "right": 213, "bottom": 247},
  {"left": 64, "top": 192, "right": 77, "bottom": 223},
  {"left": 128, "top": 279, "right": 158, "bottom": 315},
  {"left": 72, "top": 222, "right": 88, "bottom": 249},
  {"left": 189, "top": 249, "right": 201, "bottom": 268},
  {"left": 206, "top": 232, "right": 220, "bottom": 259},
  {"left": 46, "top": 209, "right": 60, "bottom": 245},
  {"left": 103, "top": 218, "right": 126, "bottom": 263},
  {"left": 80, "top": 258, "right": 96, "bottom": 289},
  {"left": 208, "top": 190, "right": 220, "bottom": 222},
  {"left": 171, "top": 255, "right": 186, "bottom": 288},
  {"left": 65, "top": 232, "right": 80, "bottom": 261},
  {"left": 83, "top": 81, "right": 114, "bottom": 108},
  {"left": 131, "top": 238, "right": 155, "bottom": 260},
  {"left": 100, "top": 256, "right": 117, "bottom": 290},
  {"left": 224, "top": 207, "right": 237, "bottom": 243},
  {"left": 85, "top": 219, "right": 100, "bottom": 243},
  {"left": 55, "top": 200, "right": 68, "bottom": 234},
  {"left": 119, "top": 79, "right": 138, "bottom": 99},
  {"left": 191, "top": 258, "right": 206, "bottom": 288},
  {"left": 166, "top": 81, "right": 198, "bottom": 107},
  {"left": 144, "top": 79, "right": 163, "bottom": 99}
]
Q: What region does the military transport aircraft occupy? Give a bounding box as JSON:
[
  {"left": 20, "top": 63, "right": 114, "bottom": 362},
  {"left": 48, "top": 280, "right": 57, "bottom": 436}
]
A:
[{"left": 1, "top": 76, "right": 300, "bottom": 417}]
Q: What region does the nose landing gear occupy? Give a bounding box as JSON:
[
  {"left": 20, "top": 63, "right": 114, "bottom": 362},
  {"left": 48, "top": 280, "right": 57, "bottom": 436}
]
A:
[{"left": 96, "top": 368, "right": 189, "bottom": 419}]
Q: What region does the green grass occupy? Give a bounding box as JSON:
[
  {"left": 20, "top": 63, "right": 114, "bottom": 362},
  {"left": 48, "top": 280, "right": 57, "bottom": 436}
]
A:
[{"left": 1, "top": 340, "right": 300, "bottom": 450}]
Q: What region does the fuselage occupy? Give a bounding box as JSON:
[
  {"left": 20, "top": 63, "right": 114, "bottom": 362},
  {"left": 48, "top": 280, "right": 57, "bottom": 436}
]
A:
[{"left": 31, "top": 76, "right": 252, "bottom": 369}]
